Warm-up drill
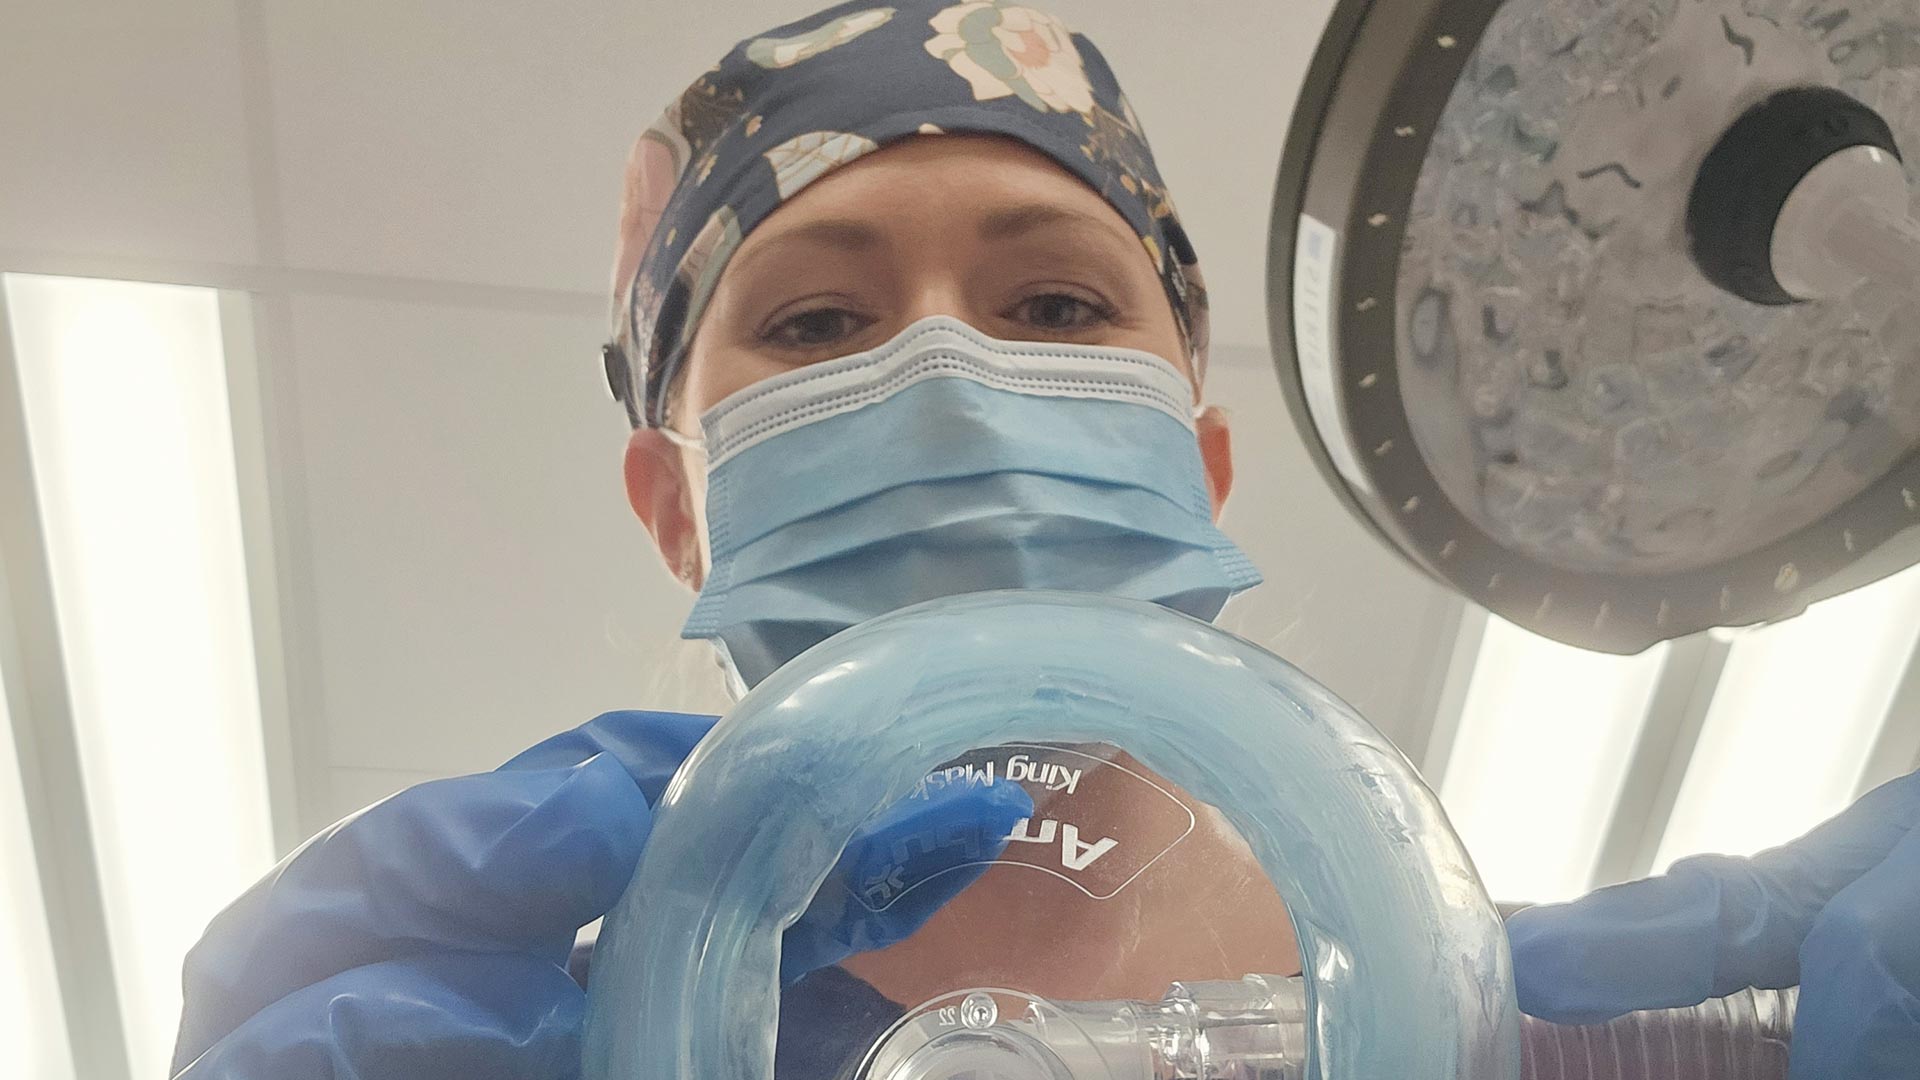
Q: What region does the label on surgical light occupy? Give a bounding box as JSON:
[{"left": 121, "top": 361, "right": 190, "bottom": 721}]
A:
[
  {"left": 853, "top": 743, "right": 1196, "bottom": 910},
  {"left": 1294, "top": 214, "right": 1375, "bottom": 494}
]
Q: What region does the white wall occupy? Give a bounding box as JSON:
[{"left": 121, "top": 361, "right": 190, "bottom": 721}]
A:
[
  {"left": 1209, "top": 350, "right": 1464, "bottom": 752},
  {"left": 2, "top": 1, "right": 1458, "bottom": 836}
]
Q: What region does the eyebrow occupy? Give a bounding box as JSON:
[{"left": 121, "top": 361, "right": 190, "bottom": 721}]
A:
[
  {"left": 732, "top": 202, "right": 1133, "bottom": 277},
  {"left": 976, "top": 202, "right": 1126, "bottom": 243}
]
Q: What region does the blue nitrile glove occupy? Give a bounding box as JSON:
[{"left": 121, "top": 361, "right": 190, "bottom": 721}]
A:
[
  {"left": 169, "top": 709, "right": 1031, "bottom": 1079},
  {"left": 1508, "top": 769, "right": 1920, "bottom": 1080}
]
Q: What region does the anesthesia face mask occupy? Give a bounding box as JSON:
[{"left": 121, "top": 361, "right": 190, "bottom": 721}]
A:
[
  {"left": 581, "top": 591, "right": 1520, "bottom": 1080},
  {"left": 580, "top": 592, "right": 1798, "bottom": 1080}
]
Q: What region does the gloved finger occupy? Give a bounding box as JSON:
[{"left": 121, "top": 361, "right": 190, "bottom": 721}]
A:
[
  {"left": 174, "top": 754, "right": 649, "bottom": 1072},
  {"left": 1510, "top": 770, "right": 1920, "bottom": 1024},
  {"left": 780, "top": 778, "right": 1035, "bottom": 984},
  {"left": 173, "top": 951, "right": 583, "bottom": 1080},
  {"left": 498, "top": 710, "right": 714, "bottom": 804},
  {"left": 1790, "top": 820, "right": 1920, "bottom": 1080}
]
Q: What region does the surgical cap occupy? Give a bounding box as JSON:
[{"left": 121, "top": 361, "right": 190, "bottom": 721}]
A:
[{"left": 604, "top": 0, "right": 1210, "bottom": 427}]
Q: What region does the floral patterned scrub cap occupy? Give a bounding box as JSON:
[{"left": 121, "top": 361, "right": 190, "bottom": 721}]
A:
[{"left": 604, "top": 0, "right": 1210, "bottom": 427}]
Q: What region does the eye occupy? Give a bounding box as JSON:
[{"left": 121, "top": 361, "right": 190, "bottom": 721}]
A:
[
  {"left": 762, "top": 307, "right": 873, "bottom": 350},
  {"left": 1011, "top": 292, "right": 1117, "bottom": 333}
]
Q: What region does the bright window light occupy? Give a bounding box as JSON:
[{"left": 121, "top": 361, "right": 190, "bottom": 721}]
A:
[
  {"left": 1653, "top": 563, "right": 1920, "bottom": 871},
  {"left": 0, "top": 666, "right": 77, "bottom": 1080},
  {"left": 6, "top": 274, "right": 275, "bottom": 1078},
  {"left": 1440, "top": 616, "right": 1669, "bottom": 903}
]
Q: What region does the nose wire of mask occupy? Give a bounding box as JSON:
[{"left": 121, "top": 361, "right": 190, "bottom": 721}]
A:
[
  {"left": 657, "top": 403, "right": 1213, "bottom": 454},
  {"left": 675, "top": 314, "right": 1262, "bottom": 691}
]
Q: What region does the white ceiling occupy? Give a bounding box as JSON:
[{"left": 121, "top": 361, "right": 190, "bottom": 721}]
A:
[{"left": 1, "top": 0, "right": 1338, "bottom": 350}]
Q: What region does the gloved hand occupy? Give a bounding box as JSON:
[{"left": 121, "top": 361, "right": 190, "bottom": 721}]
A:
[
  {"left": 169, "top": 709, "right": 1032, "bottom": 1079},
  {"left": 1508, "top": 769, "right": 1920, "bottom": 1079}
]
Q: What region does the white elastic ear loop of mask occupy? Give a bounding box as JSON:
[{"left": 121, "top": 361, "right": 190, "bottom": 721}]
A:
[{"left": 659, "top": 424, "right": 709, "bottom": 457}]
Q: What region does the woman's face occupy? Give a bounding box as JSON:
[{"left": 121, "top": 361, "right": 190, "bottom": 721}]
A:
[{"left": 625, "top": 132, "right": 1234, "bottom": 587}]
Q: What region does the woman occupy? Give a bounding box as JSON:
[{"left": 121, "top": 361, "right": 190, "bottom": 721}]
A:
[
  {"left": 167, "top": 4, "right": 1920, "bottom": 1077},
  {"left": 170, "top": 4, "right": 1296, "bottom": 1078}
]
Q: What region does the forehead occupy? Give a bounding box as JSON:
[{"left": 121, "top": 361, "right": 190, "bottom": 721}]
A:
[{"left": 731, "top": 133, "right": 1138, "bottom": 250}]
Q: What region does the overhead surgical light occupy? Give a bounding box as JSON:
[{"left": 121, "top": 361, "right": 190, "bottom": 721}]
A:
[{"left": 1273, "top": 0, "right": 1920, "bottom": 652}]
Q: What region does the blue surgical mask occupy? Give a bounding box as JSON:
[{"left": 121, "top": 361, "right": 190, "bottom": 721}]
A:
[{"left": 669, "top": 315, "right": 1262, "bottom": 692}]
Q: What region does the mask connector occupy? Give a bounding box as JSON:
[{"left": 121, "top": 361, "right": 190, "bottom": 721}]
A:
[{"left": 858, "top": 975, "right": 1310, "bottom": 1080}]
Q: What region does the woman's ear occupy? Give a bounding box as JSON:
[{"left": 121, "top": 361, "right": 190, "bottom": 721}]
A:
[
  {"left": 624, "top": 427, "right": 706, "bottom": 590},
  {"left": 1195, "top": 406, "right": 1235, "bottom": 522}
]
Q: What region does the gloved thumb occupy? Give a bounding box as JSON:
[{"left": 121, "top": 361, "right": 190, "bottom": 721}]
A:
[{"left": 780, "top": 778, "right": 1035, "bottom": 984}]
